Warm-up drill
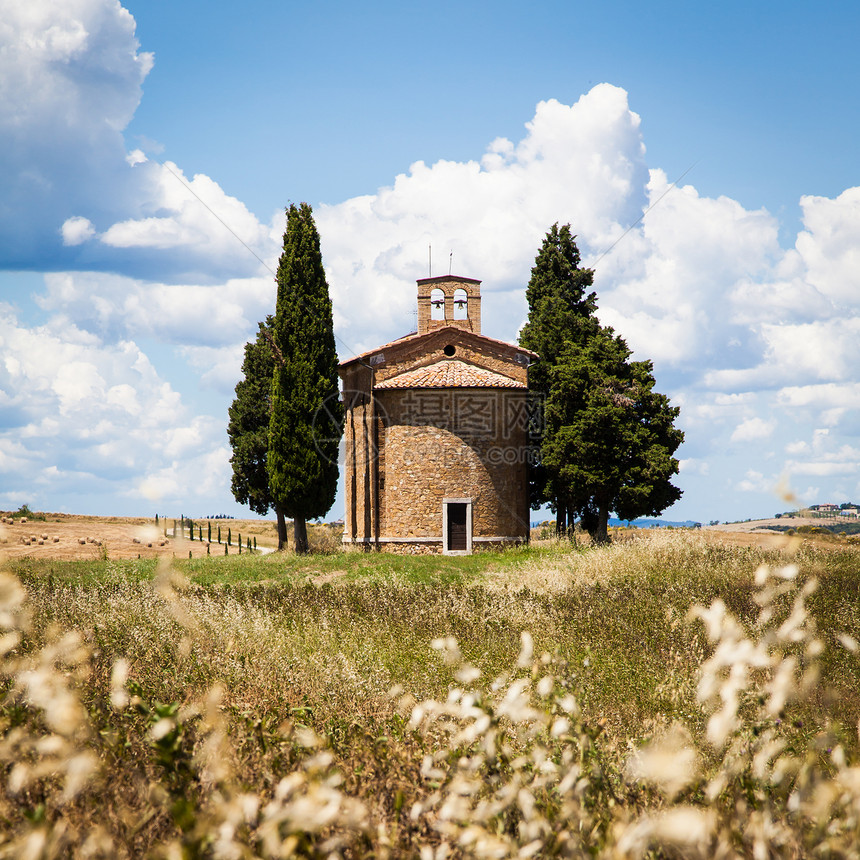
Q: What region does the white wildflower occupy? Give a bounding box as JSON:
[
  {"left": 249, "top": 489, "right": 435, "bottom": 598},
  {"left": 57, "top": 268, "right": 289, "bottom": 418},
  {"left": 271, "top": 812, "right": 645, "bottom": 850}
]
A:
[
  {"left": 34, "top": 735, "right": 65, "bottom": 756},
  {"left": 497, "top": 678, "right": 539, "bottom": 723},
  {"left": 626, "top": 723, "right": 699, "bottom": 798},
  {"left": 455, "top": 663, "right": 481, "bottom": 684},
  {"left": 618, "top": 807, "right": 715, "bottom": 857},
  {"left": 777, "top": 564, "right": 799, "bottom": 580},
  {"left": 754, "top": 564, "right": 771, "bottom": 587},
  {"left": 765, "top": 655, "right": 796, "bottom": 716},
  {"left": 149, "top": 717, "right": 175, "bottom": 742},
  {"left": 0, "top": 572, "right": 25, "bottom": 628},
  {"left": 294, "top": 725, "right": 323, "bottom": 749},
  {"left": 432, "top": 636, "right": 462, "bottom": 665},
  {"left": 652, "top": 806, "right": 715, "bottom": 849},
  {"left": 706, "top": 705, "right": 739, "bottom": 749},
  {"left": 837, "top": 633, "right": 858, "bottom": 652},
  {"left": 693, "top": 599, "right": 728, "bottom": 642},
  {"left": 0, "top": 630, "right": 20, "bottom": 655},
  {"left": 62, "top": 751, "right": 99, "bottom": 800},
  {"left": 536, "top": 676, "right": 554, "bottom": 697},
  {"left": 550, "top": 717, "right": 570, "bottom": 737},
  {"left": 517, "top": 631, "right": 534, "bottom": 668},
  {"left": 558, "top": 694, "right": 579, "bottom": 716},
  {"left": 8, "top": 762, "right": 29, "bottom": 794},
  {"left": 110, "top": 657, "right": 129, "bottom": 710}
]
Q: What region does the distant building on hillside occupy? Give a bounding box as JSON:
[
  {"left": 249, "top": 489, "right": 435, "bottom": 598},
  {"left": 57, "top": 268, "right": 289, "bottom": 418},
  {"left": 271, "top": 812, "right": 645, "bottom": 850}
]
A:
[{"left": 338, "top": 276, "right": 536, "bottom": 555}]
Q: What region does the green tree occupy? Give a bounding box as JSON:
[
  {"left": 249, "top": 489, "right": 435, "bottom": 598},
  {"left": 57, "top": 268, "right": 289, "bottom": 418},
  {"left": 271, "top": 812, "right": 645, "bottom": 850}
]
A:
[
  {"left": 227, "top": 316, "right": 289, "bottom": 549},
  {"left": 543, "top": 326, "right": 683, "bottom": 543},
  {"left": 518, "top": 223, "right": 599, "bottom": 393},
  {"left": 520, "top": 224, "right": 683, "bottom": 542},
  {"left": 518, "top": 224, "right": 599, "bottom": 534},
  {"left": 267, "top": 203, "right": 342, "bottom": 554}
]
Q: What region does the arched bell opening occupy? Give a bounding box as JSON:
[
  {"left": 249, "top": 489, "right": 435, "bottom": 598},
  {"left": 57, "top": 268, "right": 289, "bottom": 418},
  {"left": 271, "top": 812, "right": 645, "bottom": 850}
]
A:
[
  {"left": 430, "top": 288, "right": 445, "bottom": 320},
  {"left": 453, "top": 288, "right": 468, "bottom": 320}
]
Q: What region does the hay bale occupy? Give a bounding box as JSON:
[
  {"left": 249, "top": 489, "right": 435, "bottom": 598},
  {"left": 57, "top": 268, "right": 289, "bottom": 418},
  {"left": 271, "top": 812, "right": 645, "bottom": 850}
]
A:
[
  {"left": 78, "top": 538, "right": 86, "bottom": 545},
  {"left": 52, "top": 537, "right": 59, "bottom": 543}
]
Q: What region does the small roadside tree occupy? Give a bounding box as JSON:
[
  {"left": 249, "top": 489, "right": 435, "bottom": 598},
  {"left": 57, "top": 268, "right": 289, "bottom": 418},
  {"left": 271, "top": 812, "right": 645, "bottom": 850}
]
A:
[
  {"left": 267, "top": 202, "right": 341, "bottom": 554},
  {"left": 227, "top": 316, "right": 290, "bottom": 549}
]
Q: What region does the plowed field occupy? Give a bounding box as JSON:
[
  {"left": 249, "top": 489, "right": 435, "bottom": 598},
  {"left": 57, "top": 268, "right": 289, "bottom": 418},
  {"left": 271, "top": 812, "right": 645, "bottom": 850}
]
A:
[{"left": 0, "top": 514, "right": 279, "bottom": 561}]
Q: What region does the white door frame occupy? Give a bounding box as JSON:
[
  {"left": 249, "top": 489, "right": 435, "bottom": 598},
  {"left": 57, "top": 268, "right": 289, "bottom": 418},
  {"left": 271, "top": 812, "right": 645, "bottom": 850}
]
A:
[{"left": 442, "top": 497, "right": 472, "bottom": 555}]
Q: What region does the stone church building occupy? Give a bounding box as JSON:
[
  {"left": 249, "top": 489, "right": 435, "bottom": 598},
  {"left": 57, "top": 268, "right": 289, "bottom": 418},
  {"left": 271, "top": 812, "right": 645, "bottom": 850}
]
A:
[{"left": 339, "top": 275, "right": 536, "bottom": 554}]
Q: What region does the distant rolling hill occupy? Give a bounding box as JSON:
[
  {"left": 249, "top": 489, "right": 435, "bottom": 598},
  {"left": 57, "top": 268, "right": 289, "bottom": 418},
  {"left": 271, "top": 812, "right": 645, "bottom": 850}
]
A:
[{"left": 609, "top": 517, "right": 702, "bottom": 528}]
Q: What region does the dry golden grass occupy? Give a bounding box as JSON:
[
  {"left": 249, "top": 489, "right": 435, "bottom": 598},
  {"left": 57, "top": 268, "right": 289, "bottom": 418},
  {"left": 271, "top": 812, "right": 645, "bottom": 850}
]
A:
[
  {"left": 1, "top": 531, "right": 859, "bottom": 857},
  {"left": 0, "top": 513, "right": 343, "bottom": 561}
]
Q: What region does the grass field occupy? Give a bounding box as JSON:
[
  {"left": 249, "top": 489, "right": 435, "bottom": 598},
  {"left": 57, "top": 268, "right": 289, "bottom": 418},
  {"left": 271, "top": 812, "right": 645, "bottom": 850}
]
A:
[{"left": 2, "top": 529, "right": 860, "bottom": 857}]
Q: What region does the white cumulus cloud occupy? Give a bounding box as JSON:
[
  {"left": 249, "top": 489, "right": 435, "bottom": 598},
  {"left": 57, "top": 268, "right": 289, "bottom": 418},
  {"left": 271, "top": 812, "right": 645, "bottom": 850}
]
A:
[
  {"left": 61, "top": 216, "right": 96, "bottom": 246},
  {"left": 2, "top": 2, "right": 860, "bottom": 520},
  {"left": 731, "top": 417, "right": 776, "bottom": 443},
  {"left": 0, "top": 307, "right": 231, "bottom": 511}
]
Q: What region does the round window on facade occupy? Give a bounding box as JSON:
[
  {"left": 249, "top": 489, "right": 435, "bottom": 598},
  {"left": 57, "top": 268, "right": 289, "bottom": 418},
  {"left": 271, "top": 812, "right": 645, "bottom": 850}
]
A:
[{"left": 443, "top": 344, "right": 456, "bottom": 357}]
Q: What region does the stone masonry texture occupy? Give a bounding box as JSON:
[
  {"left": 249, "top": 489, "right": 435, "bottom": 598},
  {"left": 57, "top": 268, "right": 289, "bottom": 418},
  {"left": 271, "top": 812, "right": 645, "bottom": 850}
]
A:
[{"left": 339, "top": 276, "right": 536, "bottom": 553}]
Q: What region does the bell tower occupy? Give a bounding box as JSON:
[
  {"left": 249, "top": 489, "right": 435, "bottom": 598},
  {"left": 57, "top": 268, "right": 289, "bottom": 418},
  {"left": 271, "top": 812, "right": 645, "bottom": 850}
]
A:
[{"left": 416, "top": 276, "right": 481, "bottom": 335}]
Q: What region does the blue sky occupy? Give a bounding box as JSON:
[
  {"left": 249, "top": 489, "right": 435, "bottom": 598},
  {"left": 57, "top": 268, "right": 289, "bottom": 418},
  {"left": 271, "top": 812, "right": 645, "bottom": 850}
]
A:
[{"left": 1, "top": 0, "right": 859, "bottom": 523}]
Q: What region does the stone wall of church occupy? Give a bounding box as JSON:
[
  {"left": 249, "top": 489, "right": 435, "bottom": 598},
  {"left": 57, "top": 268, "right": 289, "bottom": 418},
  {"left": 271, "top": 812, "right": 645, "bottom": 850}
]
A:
[
  {"left": 375, "top": 388, "right": 531, "bottom": 545},
  {"left": 340, "top": 363, "right": 377, "bottom": 546}
]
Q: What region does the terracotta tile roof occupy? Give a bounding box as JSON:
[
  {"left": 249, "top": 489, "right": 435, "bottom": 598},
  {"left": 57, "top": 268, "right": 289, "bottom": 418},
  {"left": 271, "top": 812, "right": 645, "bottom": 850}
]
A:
[
  {"left": 339, "top": 327, "right": 537, "bottom": 367},
  {"left": 374, "top": 359, "right": 526, "bottom": 390}
]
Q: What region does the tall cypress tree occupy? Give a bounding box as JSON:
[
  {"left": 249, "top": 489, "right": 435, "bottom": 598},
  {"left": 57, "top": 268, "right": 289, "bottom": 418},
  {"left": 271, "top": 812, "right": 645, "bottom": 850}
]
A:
[
  {"left": 227, "top": 316, "right": 289, "bottom": 549},
  {"left": 267, "top": 203, "right": 341, "bottom": 554},
  {"left": 518, "top": 224, "right": 599, "bottom": 534},
  {"left": 518, "top": 224, "right": 599, "bottom": 394}
]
